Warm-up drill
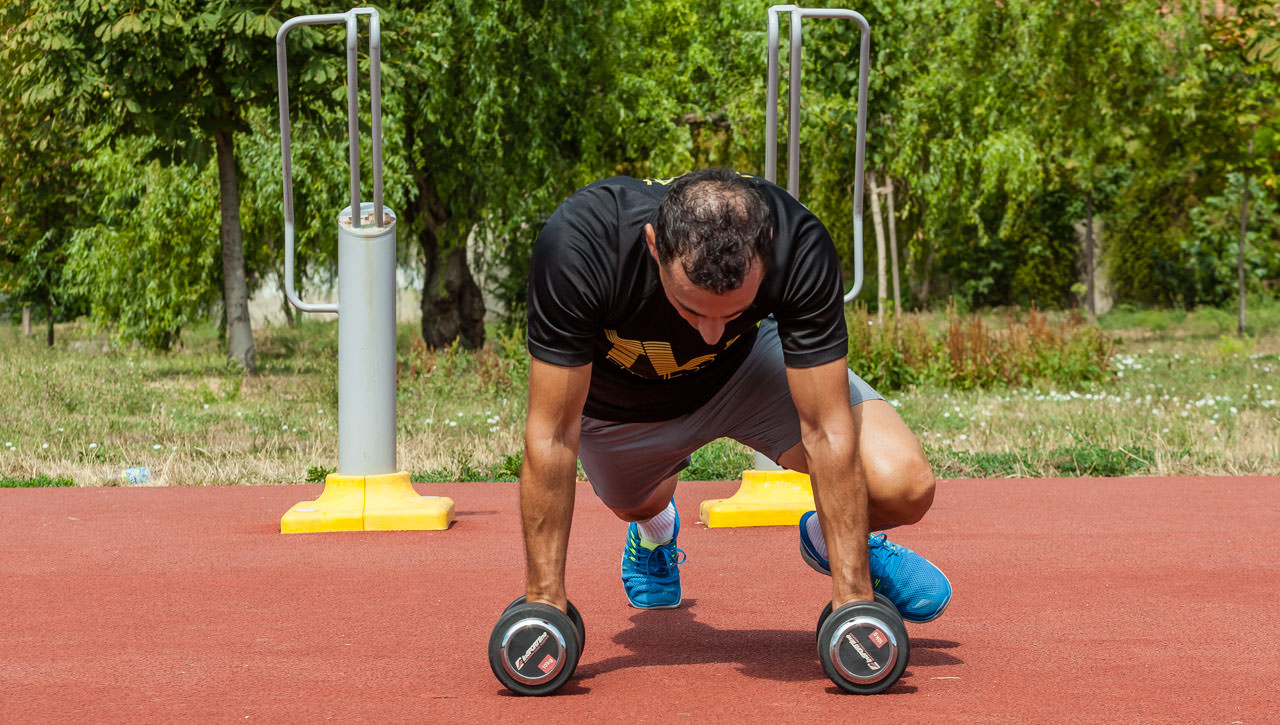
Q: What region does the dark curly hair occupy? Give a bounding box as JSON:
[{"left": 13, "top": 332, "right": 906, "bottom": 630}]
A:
[{"left": 654, "top": 168, "right": 772, "bottom": 293}]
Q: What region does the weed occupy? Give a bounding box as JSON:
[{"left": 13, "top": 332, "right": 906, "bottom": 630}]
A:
[
  {"left": 847, "top": 303, "right": 1114, "bottom": 391},
  {"left": 1213, "top": 333, "right": 1255, "bottom": 358},
  {"left": 1, "top": 475, "right": 77, "bottom": 488},
  {"left": 305, "top": 465, "right": 335, "bottom": 483}
]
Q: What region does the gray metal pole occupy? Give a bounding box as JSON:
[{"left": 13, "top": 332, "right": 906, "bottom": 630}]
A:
[
  {"left": 337, "top": 204, "right": 397, "bottom": 474},
  {"left": 277, "top": 8, "right": 398, "bottom": 476},
  {"left": 765, "top": 9, "right": 782, "bottom": 184},
  {"left": 764, "top": 5, "right": 870, "bottom": 304},
  {"left": 788, "top": 9, "right": 803, "bottom": 198}
]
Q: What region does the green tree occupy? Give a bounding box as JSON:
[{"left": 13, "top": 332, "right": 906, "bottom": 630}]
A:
[
  {"left": 0, "top": 20, "right": 88, "bottom": 344},
  {"left": 383, "top": 0, "right": 762, "bottom": 345},
  {"left": 1, "top": 0, "right": 346, "bottom": 368}
]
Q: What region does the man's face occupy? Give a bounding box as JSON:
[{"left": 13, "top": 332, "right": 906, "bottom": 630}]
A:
[{"left": 645, "top": 224, "right": 764, "bottom": 346}]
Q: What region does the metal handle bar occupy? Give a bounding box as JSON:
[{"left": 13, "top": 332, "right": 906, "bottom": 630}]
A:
[
  {"left": 276, "top": 8, "right": 385, "bottom": 314},
  {"left": 766, "top": 5, "right": 870, "bottom": 303}
]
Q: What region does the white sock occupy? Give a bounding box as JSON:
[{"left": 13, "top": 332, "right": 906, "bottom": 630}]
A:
[
  {"left": 636, "top": 501, "right": 677, "bottom": 546},
  {"left": 806, "top": 514, "right": 827, "bottom": 558}
]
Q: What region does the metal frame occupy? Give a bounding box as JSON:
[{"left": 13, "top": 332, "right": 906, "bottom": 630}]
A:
[
  {"left": 276, "top": 8, "right": 385, "bottom": 314},
  {"left": 276, "top": 9, "right": 397, "bottom": 476},
  {"left": 765, "top": 5, "right": 871, "bottom": 303}
]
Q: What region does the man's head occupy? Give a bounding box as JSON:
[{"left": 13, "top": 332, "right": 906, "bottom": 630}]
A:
[{"left": 645, "top": 169, "right": 772, "bottom": 345}]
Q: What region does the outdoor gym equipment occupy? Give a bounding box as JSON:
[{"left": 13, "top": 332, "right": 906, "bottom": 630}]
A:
[
  {"left": 702, "top": 4, "right": 873, "bottom": 525},
  {"left": 275, "top": 8, "right": 454, "bottom": 533}
]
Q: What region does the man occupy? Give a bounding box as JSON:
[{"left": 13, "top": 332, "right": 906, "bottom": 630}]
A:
[{"left": 521, "top": 168, "right": 951, "bottom": 622}]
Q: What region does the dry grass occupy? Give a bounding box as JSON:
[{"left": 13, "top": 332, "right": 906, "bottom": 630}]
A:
[{"left": 2, "top": 305, "right": 1277, "bottom": 486}]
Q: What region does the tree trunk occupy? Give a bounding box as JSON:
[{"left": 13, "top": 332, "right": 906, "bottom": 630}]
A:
[
  {"left": 868, "top": 170, "right": 888, "bottom": 322},
  {"left": 1237, "top": 138, "right": 1253, "bottom": 338},
  {"left": 22, "top": 306, "right": 31, "bottom": 336},
  {"left": 45, "top": 300, "right": 54, "bottom": 347},
  {"left": 409, "top": 177, "right": 485, "bottom": 349},
  {"left": 1085, "top": 189, "right": 1096, "bottom": 319},
  {"left": 916, "top": 229, "right": 934, "bottom": 302},
  {"left": 214, "top": 128, "right": 255, "bottom": 372},
  {"left": 422, "top": 246, "right": 486, "bottom": 349},
  {"left": 886, "top": 177, "right": 901, "bottom": 314}
]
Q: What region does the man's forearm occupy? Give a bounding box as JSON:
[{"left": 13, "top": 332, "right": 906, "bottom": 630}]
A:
[
  {"left": 520, "top": 437, "right": 578, "bottom": 611},
  {"left": 807, "top": 435, "right": 873, "bottom": 607}
]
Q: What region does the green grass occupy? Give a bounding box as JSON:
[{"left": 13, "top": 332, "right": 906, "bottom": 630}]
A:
[
  {"left": 0, "top": 475, "right": 76, "bottom": 488},
  {"left": 1, "top": 302, "right": 1277, "bottom": 486}
]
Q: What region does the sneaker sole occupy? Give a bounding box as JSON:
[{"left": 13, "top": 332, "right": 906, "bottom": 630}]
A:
[
  {"left": 625, "top": 598, "right": 682, "bottom": 610},
  {"left": 798, "top": 534, "right": 831, "bottom": 576}
]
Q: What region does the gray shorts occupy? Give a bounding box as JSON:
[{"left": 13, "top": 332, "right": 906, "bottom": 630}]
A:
[{"left": 578, "top": 318, "right": 882, "bottom": 509}]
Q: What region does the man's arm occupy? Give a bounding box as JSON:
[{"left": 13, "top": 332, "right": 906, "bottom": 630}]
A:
[
  {"left": 521, "top": 357, "right": 592, "bottom": 613},
  {"left": 786, "top": 357, "right": 874, "bottom": 608}
]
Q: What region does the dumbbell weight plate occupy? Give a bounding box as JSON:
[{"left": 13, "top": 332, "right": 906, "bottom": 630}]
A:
[
  {"left": 504, "top": 595, "right": 586, "bottom": 654},
  {"left": 816, "top": 592, "right": 898, "bottom": 640},
  {"left": 817, "top": 599, "right": 909, "bottom": 695},
  {"left": 488, "top": 602, "right": 580, "bottom": 696}
]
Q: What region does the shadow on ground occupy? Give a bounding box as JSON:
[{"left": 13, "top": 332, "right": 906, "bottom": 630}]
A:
[{"left": 571, "top": 598, "right": 962, "bottom": 688}]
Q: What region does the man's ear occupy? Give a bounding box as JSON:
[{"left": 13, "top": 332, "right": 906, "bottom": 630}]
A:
[{"left": 644, "top": 223, "right": 660, "bottom": 262}]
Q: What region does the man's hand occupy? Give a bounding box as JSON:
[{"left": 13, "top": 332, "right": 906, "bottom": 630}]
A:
[
  {"left": 520, "top": 358, "right": 592, "bottom": 613},
  {"left": 786, "top": 358, "right": 874, "bottom": 608}
]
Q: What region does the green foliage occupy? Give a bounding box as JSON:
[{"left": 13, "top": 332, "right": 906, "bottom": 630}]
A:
[
  {"left": 304, "top": 465, "right": 335, "bottom": 483},
  {"left": 2, "top": 0, "right": 1278, "bottom": 341},
  {"left": 680, "top": 439, "right": 755, "bottom": 481},
  {"left": 412, "top": 451, "right": 522, "bottom": 484},
  {"left": 1183, "top": 173, "right": 1280, "bottom": 306},
  {"left": 937, "top": 443, "right": 1153, "bottom": 478},
  {"left": 63, "top": 138, "right": 223, "bottom": 349},
  {"left": 0, "top": 475, "right": 77, "bottom": 488},
  {"left": 847, "top": 305, "right": 1114, "bottom": 391}
]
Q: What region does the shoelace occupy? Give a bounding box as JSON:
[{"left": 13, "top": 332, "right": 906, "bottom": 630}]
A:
[
  {"left": 869, "top": 532, "right": 902, "bottom": 558},
  {"left": 644, "top": 544, "right": 687, "bottom": 577},
  {"left": 627, "top": 537, "right": 687, "bottom": 578}
]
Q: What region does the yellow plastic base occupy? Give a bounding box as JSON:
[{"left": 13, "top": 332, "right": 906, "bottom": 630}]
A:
[
  {"left": 281, "top": 471, "right": 455, "bottom": 534},
  {"left": 699, "top": 469, "right": 816, "bottom": 528}
]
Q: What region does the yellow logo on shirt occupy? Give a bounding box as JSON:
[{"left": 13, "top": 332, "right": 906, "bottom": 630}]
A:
[{"left": 604, "top": 329, "right": 739, "bottom": 379}]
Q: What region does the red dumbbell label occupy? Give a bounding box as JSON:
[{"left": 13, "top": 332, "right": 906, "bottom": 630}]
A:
[
  {"left": 869, "top": 629, "right": 888, "bottom": 648},
  {"left": 538, "top": 655, "right": 558, "bottom": 674}
]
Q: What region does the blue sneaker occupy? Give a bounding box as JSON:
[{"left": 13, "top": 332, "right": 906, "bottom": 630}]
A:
[
  {"left": 798, "top": 510, "right": 952, "bottom": 623},
  {"left": 621, "top": 506, "right": 685, "bottom": 609}
]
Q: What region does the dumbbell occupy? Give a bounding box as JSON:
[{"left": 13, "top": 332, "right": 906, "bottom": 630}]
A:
[
  {"left": 503, "top": 595, "right": 586, "bottom": 656},
  {"left": 816, "top": 593, "right": 910, "bottom": 694},
  {"left": 488, "top": 597, "right": 584, "bottom": 695}
]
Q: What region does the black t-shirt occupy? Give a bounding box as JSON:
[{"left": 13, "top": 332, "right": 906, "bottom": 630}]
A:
[{"left": 528, "top": 174, "right": 847, "bottom": 422}]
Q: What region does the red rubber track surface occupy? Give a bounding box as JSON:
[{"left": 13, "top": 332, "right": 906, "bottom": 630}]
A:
[{"left": 1, "top": 476, "right": 1277, "bottom": 723}]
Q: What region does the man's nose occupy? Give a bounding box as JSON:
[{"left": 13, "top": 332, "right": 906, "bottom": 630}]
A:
[{"left": 697, "top": 319, "right": 725, "bottom": 345}]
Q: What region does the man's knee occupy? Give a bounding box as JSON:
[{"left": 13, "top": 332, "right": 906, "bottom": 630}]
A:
[
  {"left": 866, "top": 450, "right": 935, "bottom": 526},
  {"left": 607, "top": 474, "right": 679, "bottom": 522}
]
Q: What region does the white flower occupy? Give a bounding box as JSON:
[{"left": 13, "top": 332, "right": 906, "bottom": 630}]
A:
[
  {"left": 89, "top": 443, "right": 98, "bottom": 449},
  {"left": 42, "top": 443, "right": 49, "bottom": 449},
  {"left": 153, "top": 444, "right": 162, "bottom": 450}
]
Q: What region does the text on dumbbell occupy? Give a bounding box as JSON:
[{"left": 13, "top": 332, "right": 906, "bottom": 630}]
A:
[
  {"left": 845, "top": 634, "right": 881, "bottom": 670},
  {"left": 515, "top": 632, "right": 549, "bottom": 670}
]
